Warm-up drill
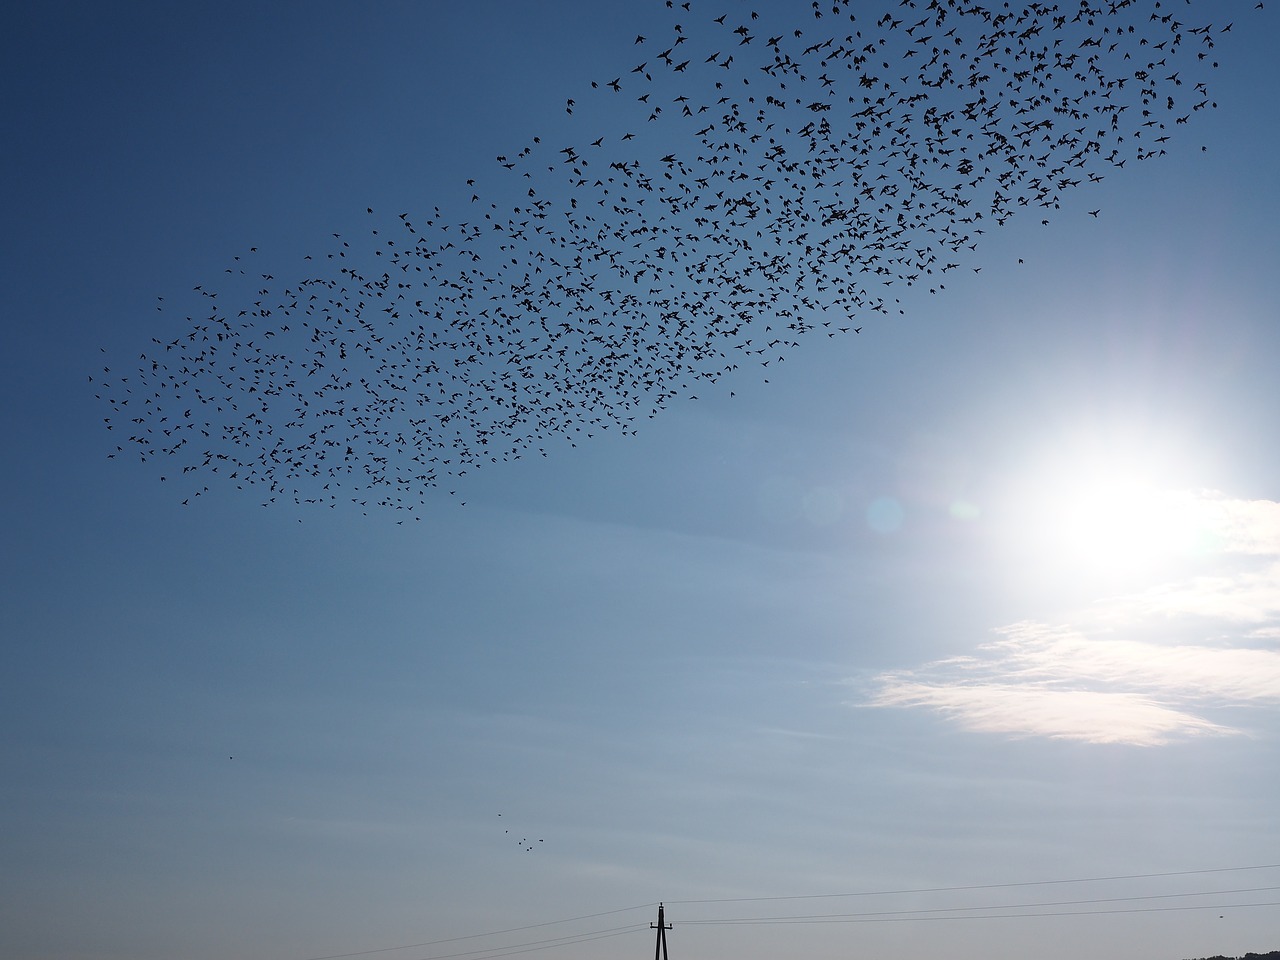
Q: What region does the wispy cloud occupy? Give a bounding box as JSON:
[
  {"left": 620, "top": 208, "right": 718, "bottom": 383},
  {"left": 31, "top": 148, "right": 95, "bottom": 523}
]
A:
[
  {"left": 1087, "top": 494, "right": 1280, "bottom": 626},
  {"left": 858, "top": 491, "right": 1280, "bottom": 745},
  {"left": 865, "top": 677, "right": 1233, "bottom": 745},
  {"left": 1093, "top": 564, "right": 1280, "bottom": 626},
  {"left": 1197, "top": 494, "right": 1280, "bottom": 556}
]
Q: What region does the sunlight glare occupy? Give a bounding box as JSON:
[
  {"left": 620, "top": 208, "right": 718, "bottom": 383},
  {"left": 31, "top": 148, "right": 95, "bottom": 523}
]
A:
[
  {"left": 1051, "top": 473, "right": 1202, "bottom": 574},
  {"left": 1007, "top": 430, "right": 1215, "bottom": 582}
]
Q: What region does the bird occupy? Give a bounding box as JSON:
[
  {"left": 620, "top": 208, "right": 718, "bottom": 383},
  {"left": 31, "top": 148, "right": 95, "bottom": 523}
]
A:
[{"left": 100, "top": 0, "right": 1247, "bottom": 514}]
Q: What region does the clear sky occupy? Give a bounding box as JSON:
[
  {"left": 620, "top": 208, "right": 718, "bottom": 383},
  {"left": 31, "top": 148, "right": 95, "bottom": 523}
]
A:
[{"left": 2, "top": 3, "right": 1278, "bottom": 960}]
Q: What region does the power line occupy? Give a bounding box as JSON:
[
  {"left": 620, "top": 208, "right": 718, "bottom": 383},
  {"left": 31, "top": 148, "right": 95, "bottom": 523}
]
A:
[
  {"left": 299, "top": 904, "right": 652, "bottom": 960},
  {"left": 294, "top": 861, "right": 1280, "bottom": 960},
  {"left": 395, "top": 924, "right": 647, "bottom": 960},
  {"left": 682, "top": 899, "right": 1280, "bottom": 926},
  {"left": 680, "top": 885, "right": 1280, "bottom": 925},
  {"left": 668, "top": 861, "right": 1280, "bottom": 906}
]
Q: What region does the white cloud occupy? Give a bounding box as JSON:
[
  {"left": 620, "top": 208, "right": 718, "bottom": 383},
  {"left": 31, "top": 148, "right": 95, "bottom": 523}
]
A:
[
  {"left": 1197, "top": 494, "right": 1280, "bottom": 556},
  {"left": 864, "top": 679, "right": 1233, "bottom": 746},
  {"left": 858, "top": 491, "right": 1280, "bottom": 746},
  {"left": 985, "top": 621, "right": 1280, "bottom": 703},
  {"left": 1092, "top": 564, "right": 1280, "bottom": 625}
]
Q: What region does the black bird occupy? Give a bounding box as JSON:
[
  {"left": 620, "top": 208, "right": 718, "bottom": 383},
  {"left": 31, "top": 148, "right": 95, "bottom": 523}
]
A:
[{"left": 101, "top": 0, "right": 1247, "bottom": 513}]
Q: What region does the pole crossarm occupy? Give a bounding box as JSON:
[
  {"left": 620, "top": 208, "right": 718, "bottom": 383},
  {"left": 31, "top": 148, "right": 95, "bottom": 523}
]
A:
[{"left": 651, "top": 902, "right": 672, "bottom": 960}]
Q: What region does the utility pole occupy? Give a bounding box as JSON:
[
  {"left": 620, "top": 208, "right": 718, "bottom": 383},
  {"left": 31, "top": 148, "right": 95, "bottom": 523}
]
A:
[{"left": 651, "top": 902, "right": 671, "bottom": 960}]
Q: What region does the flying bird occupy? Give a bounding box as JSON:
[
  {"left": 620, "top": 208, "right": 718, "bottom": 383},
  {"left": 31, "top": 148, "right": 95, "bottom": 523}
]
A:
[{"left": 100, "top": 0, "right": 1247, "bottom": 514}]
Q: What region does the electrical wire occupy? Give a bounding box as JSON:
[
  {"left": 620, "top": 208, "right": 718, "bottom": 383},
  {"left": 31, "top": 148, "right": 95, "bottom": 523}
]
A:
[
  {"left": 293, "top": 861, "right": 1280, "bottom": 960},
  {"left": 395, "top": 923, "right": 646, "bottom": 960},
  {"left": 680, "top": 899, "right": 1280, "bottom": 926},
  {"left": 679, "top": 885, "right": 1280, "bottom": 924},
  {"left": 667, "top": 861, "right": 1280, "bottom": 906},
  {"left": 299, "top": 903, "right": 652, "bottom": 960}
]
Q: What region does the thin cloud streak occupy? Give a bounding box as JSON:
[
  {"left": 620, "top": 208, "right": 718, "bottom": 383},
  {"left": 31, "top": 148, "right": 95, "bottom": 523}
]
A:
[
  {"left": 1199, "top": 494, "right": 1280, "bottom": 556},
  {"left": 1094, "top": 564, "right": 1280, "bottom": 625}
]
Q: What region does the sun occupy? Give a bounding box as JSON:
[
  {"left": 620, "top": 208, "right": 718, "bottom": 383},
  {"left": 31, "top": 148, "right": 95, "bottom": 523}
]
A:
[
  {"left": 1049, "top": 471, "right": 1202, "bottom": 574},
  {"left": 1003, "top": 430, "right": 1213, "bottom": 583}
]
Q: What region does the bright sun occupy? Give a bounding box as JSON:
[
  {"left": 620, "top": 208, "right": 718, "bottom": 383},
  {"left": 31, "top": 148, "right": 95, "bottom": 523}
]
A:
[
  {"left": 1049, "top": 472, "right": 1202, "bottom": 574},
  {"left": 1005, "top": 432, "right": 1213, "bottom": 582}
]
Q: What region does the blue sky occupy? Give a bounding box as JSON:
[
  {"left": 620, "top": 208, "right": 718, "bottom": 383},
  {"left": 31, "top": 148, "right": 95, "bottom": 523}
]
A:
[{"left": 2, "top": 2, "right": 1279, "bottom": 959}]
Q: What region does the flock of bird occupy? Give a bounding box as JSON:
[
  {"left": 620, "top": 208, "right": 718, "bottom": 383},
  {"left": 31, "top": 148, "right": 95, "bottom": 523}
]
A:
[
  {"left": 97, "top": 0, "right": 1249, "bottom": 514},
  {"left": 498, "top": 813, "right": 545, "bottom": 853}
]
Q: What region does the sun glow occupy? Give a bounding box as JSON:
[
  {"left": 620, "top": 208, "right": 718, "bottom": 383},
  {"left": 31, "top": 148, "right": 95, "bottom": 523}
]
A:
[
  {"left": 1050, "top": 473, "right": 1205, "bottom": 572},
  {"left": 1006, "top": 432, "right": 1216, "bottom": 582}
]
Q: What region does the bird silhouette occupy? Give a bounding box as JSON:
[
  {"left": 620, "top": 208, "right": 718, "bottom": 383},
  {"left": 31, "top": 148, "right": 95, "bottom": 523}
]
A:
[{"left": 99, "top": 0, "right": 1249, "bottom": 514}]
